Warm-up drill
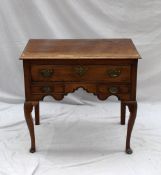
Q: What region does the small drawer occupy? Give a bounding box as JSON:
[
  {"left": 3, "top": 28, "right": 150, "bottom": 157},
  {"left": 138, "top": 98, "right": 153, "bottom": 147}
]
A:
[
  {"left": 31, "top": 65, "right": 131, "bottom": 82},
  {"left": 97, "top": 84, "right": 130, "bottom": 94},
  {"left": 31, "top": 84, "right": 65, "bottom": 94}
]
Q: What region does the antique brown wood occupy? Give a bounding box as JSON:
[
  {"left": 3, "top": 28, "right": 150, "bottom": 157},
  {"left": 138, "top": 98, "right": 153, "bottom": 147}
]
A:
[
  {"left": 34, "top": 102, "right": 40, "bottom": 125},
  {"left": 121, "top": 101, "right": 126, "bottom": 125},
  {"left": 20, "top": 39, "right": 141, "bottom": 154},
  {"left": 31, "top": 65, "right": 131, "bottom": 82}
]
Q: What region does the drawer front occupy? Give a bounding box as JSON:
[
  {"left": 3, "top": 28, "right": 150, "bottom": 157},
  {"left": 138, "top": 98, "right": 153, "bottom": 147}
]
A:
[
  {"left": 31, "top": 65, "right": 131, "bottom": 82},
  {"left": 30, "top": 83, "right": 130, "bottom": 101},
  {"left": 31, "top": 84, "right": 65, "bottom": 94},
  {"left": 97, "top": 84, "right": 130, "bottom": 94},
  {"left": 97, "top": 84, "right": 131, "bottom": 101}
]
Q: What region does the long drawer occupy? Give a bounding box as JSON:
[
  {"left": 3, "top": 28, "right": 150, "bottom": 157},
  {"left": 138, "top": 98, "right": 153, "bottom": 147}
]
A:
[{"left": 31, "top": 65, "right": 131, "bottom": 82}]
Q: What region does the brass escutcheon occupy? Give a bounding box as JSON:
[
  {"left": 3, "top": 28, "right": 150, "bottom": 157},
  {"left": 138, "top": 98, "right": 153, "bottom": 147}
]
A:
[
  {"left": 42, "top": 86, "right": 52, "bottom": 93},
  {"left": 74, "top": 66, "right": 88, "bottom": 76},
  {"left": 108, "top": 69, "right": 121, "bottom": 78},
  {"left": 40, "top": 69, "right": 54, "bottom": 77},
  {"left": 109, "top": 86, "right": 119, "bottom": 94}
]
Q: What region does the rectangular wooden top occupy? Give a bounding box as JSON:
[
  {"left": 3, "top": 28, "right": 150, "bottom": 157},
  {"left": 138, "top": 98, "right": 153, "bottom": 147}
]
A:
[{"left": 20, "top": 39, "right": 141, "bottom": 60}]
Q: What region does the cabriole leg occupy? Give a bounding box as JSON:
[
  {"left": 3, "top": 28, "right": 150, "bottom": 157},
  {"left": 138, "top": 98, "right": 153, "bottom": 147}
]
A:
[
  {"left": 125, "top": 101, "right": 137, "bottom": 154},
  {"left": 24, "top": 101, "right": 36, "bottom": 153}
]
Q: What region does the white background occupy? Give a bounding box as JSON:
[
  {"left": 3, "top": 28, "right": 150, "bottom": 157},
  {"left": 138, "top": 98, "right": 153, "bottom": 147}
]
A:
[{"left": 0, "top": 0, "right": 161, "bottom": 175}]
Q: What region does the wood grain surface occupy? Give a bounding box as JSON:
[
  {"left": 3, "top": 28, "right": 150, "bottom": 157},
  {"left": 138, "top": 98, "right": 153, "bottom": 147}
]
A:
[{"left": 20, "top": 39, "right": 141, "bottom": 59}]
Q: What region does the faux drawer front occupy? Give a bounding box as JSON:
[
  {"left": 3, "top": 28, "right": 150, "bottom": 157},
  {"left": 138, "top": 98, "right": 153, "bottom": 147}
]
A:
[{"left": 31, "top": 65, "right": 131, "bottom": 82}]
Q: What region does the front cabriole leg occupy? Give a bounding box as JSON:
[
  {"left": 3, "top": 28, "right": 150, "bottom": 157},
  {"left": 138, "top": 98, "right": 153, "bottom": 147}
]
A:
[
  {"left": 24, "top": 101, "right": 37, "bottom": 153},
  {"left": 125, "top": 101, "right": 137, "bottom": 154}
]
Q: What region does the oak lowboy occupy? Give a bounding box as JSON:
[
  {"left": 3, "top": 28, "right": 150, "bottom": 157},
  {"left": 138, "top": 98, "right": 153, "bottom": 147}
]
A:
[{"left": 20, "top": 39, "right": 141, "bottom": 154}]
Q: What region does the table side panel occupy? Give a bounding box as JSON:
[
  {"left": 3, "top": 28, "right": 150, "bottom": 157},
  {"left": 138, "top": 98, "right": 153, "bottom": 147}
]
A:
[
  {"left": 23, "top": 61, "right": 32, "bottom": 101},
  {"left": 130, "top": 60, "right": 138, "bottom": 100}
]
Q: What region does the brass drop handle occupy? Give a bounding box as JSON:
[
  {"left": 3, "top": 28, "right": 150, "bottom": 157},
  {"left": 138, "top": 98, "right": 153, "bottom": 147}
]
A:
[
  {"left": 42, "top": 86, "right": 52, "bottom": 93},
  {"left": 74, "top": 66, "right": 88, "bottom": 76},
  {"left": 40, "top": 69, "right": 54, "bottom": 77},
  {"left": 109, "top": 86, "right": 119, "bottom": 94},
  {"left": 108, "top": 69, "right": 121, "bottom": 78}
]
